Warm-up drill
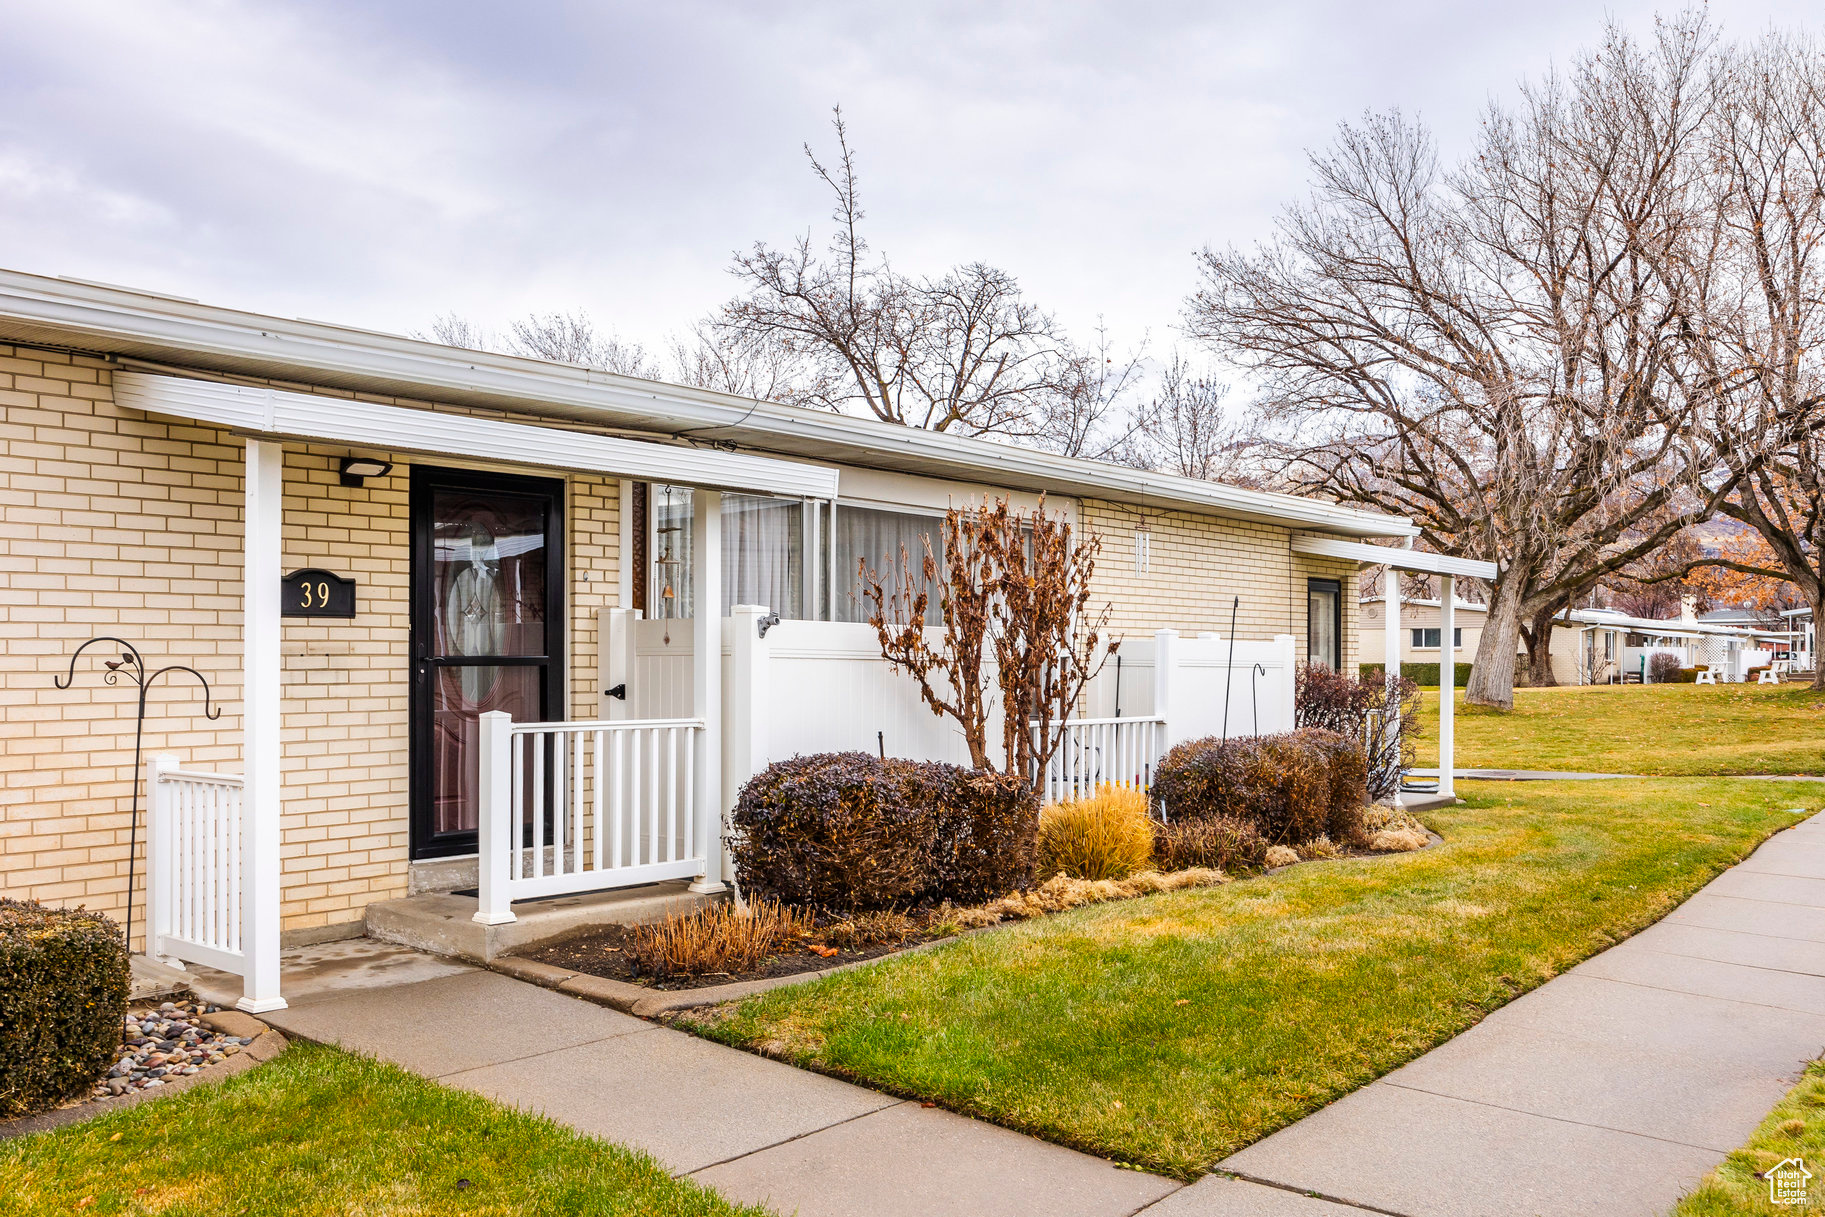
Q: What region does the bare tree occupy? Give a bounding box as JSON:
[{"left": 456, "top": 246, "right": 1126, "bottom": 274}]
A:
[
  {"left": 1188, "top": 17, "right": 1738, "bottom": 707},
  {"left": 1132, "top": 352, "right": 1255, "bottom": 482},
  {"left": 716, "top": 109, "right": 1076, "bottom": 438},
  {"left": 668, "top": 319, "right": 809, "bottom": 403},
  {"left": 506, "top": 309, "right": 658, "bottom": 378},
  {"left": 1029, "top": 322, "right": 1152, "bottom": 462},
  {"left": 418, "top": 308, "right": 658, "bottom": 379},
  {"left": 1655, "top": 29, "right": 1825, "bottom": 686},
  {"left": 418, "top": 313, "right": 494, "bottom": 351},
  {"left": 862, "top": 497, "right": 1115, "bottom": 782}
]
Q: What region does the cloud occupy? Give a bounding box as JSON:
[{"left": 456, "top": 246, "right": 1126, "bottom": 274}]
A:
[{"left": 0, "top": 0, "right": 1815, "bottom": 360}]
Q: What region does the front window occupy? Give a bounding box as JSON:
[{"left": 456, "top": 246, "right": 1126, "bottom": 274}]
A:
[
  {"left": 831, "top": 504, "right": 946, "bottom": 625},
  {"left": 649, "top": 486, "right": 807, "bottom": 619},
  {"left": 1307, "top": 578, "right": 1341, "bottom": 670}
]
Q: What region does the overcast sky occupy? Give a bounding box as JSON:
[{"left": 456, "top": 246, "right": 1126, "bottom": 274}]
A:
[{"left": 1, "top": 1, "right": 1817, "bottom": 371}]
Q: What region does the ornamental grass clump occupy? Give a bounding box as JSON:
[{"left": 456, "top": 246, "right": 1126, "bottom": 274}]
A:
[
  {"left": 1036, "top": 783, "right": 1154, "bottom": 880},
  {"left": 0, "top": 898, "right": 129, "bottom": 1117},
  {"left": 622, "top": 899, "right": 814, "bottom": 979}
]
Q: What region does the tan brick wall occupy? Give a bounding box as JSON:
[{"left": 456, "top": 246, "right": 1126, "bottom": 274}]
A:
[
  {"left": 0, "top": 347, "right": 619, "bottom": 943},
  {"left": 1079, "top": 498, "right": 1359, "bottom": 671}
]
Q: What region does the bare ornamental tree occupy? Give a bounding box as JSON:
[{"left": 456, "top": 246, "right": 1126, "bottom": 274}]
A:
[{"left": 861, "top": 497, "right": 1116, "bottom": 786}]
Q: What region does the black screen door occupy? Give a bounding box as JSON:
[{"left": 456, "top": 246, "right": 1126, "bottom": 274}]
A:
[{"left": 410, "top": 466, "right": 565, "bottom": 860}]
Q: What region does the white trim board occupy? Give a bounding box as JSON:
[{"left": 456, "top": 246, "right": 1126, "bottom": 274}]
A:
[
  {"left": 112, "top": 371, "right": 840, "bottom": 500},
  {"left": 1292, "top": 533, "right": 1497, "bottom": 580}
]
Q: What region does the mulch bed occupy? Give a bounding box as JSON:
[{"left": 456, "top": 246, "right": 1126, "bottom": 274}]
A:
[{"left": 521, "top": 922, "right": 943, "bottom": 991}]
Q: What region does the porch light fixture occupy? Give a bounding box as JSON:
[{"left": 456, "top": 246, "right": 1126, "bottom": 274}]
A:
[{"left": 338, "top": 456, "right": 394, "bottom": 487}]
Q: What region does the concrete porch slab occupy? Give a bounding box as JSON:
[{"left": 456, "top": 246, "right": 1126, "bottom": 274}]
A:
[
  {"left": 443, "top": 1025, "right": 901, "bottom": 1175},
  {"left": 690, "top": 1097, "right": 1180, "bottom": 1217},
  {"left": 262, "top": 969, "right": 648, "bottom": 1076},
  {"left": 364, "top": 879, "right": 712, "bottom": 962},
  {"left": 134, "top": 937, "right": 474, "bottom": 1009}
]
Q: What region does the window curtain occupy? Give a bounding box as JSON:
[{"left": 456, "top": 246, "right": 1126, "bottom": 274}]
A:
[
  {"left": 832, "top": 505, "right": 946, "bottom": 626},
  {"left": 649, "top": 487, "right": 804, "bottom": 618},
  {"left": 722, "top": 493, "right": 803, "bottom": 618}
]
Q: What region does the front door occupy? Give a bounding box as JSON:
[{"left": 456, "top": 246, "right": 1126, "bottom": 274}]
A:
[{"left": 410, "top": 466, "right": 565, "bottom": 860}]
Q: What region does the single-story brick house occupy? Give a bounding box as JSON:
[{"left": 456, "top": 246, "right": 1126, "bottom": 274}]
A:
[{"left": 0, "top": 269, "right": 1445, "bottom": 1008}]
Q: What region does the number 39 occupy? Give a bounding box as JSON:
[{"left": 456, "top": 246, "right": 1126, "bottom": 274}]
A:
[{"left": 301, "top": 581, "right": 330, "bottom": 608}]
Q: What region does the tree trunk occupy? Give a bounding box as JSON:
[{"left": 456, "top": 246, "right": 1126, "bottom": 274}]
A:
[
  {"left": 1519, "top": 607, "right": 1560, "bottom": 687},
  {"left": 1466, "top": 576, "right": 1526, "bottom": 710}
]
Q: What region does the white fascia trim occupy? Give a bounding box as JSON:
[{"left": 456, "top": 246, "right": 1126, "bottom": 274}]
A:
[
  {"left": 112, "top": 372, "right": 839, "bottom": 499},
  {"left": 0, "top": 270, "right": 1408, "bottom": 538},
  {"left": 1292, "top": 533, "right": 1497, "bottom": 580}
]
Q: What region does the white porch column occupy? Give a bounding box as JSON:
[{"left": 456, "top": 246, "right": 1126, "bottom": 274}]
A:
[
  {"left": 1383, "top": 566, "right": 1405, "bottom": 808},
  {"left": 1438, "top": 575, "right": 1455, "bottom": 800},
  {"left": 690, "top": 490, "right": 726, "bottom": 894},
  {"left": 472, "top": 711, "right": 516, "bottom": 926},
  {"left": 1154, "top": 629, "right": 1184, "bottom": 748},
  {"left": 239, "top": 438, "right": 286, "bottom": 1013}
]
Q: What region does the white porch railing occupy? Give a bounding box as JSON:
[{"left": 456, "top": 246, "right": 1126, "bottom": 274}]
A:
[
  {"left": 146, "top": 755, "right": 246, "bottom": 976},
  {"left": 1034, "top": 717, "right": 1166, "bottom": 804},
  {"left": 473, "top": 713, "right": 709, "bottom": 924}
]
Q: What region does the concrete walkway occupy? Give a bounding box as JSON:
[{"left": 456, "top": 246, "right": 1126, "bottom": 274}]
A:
[{"left": 233, "top": 812, "right": 1825, "bottom": 1217}]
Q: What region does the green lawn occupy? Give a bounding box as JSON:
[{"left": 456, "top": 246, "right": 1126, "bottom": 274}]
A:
[
  {"left": 1673, "top": 1059, "right": 1825, "bottom": 1215},
  {"left": 0, "top": 1043, "right": 770, "bottom": 1217},
  {"left": 690, "top": 779, "right": 1820, "bottom": 1180},
  {"left": 1413, "top": 682, "right": 1825, "bottom": 775}
]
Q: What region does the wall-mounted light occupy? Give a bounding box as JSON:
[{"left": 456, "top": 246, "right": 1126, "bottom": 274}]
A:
[{"left": 339, "top": 456, "right": 394, "bottom": 487}]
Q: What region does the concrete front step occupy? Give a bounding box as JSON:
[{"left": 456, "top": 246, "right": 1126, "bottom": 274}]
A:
[{"left": 364, "top": 880, "right": 714, "bottom": 963}]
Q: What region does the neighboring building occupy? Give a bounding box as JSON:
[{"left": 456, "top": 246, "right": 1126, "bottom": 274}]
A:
[
  {"left": 1541, "top": 607, "right": 1784, "bottom": 684},
  {"left": 0, "top": 269, "right": 1410, "bottom": 993},
  {"left": 1359, "top": 596, "right": 1487, "bottom": 667},
  {"left": 1356, "top": 597, "right": 1790, "bottom": 685}
]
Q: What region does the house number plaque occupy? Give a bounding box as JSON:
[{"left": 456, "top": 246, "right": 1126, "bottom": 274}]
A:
[{"left": 281, "top": 568, "right": 357, "bottom": 618}]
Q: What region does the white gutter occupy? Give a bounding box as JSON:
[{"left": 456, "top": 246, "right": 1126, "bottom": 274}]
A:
[
  {"left": 0, "top": 269, "right": 1414, "bottom": 539},
  {"left": 112, "top": 372, "right": 840, "bottom": 499}
]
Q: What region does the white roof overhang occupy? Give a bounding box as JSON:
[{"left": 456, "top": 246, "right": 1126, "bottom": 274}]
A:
[
  {"left": 112, "top": 372, "right": 839, "bottom": 499},
  {"left": 1291, "top": 534, "right": 1497, "bottom": 580}
]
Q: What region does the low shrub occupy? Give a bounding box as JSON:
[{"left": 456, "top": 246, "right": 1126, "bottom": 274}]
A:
[
  {"left": 730, "top": 753, "right": 1038, "bottom": 912},
  {"left": 818, "top": 909, "right": 918, "bottom": 951},
  {"left": 0, "top": 899, "right": 129, "bottom": 1117},
  {"left": 1264, "top": 845, "right": 1300, "bottom": 868},
  {"left": 622, "top": 899, "right": 814, "bottom": 978},
  {"left": 1299, "top": 665, "right": 1421, "bottom": 800},
  {"left": 1037, "top": 784, "right": 1154, "bottom": 880},
  {"left": 1153, "top": 815, "right": 1268, "bottom": 873},
  {"left": 1357, "top": 661, "right": 1473, "bottom": 688},
  {"left": 1648, "top": 652, "right": 1684, "bottom": 683},
  {"left": 1150, "top": 728, "right": 1369, "bottom": 845}
]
